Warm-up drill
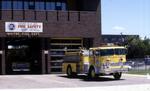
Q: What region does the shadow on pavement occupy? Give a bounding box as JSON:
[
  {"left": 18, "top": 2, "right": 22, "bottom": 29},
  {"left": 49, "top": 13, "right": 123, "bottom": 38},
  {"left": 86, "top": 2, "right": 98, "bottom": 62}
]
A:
[{"left": 59, "top": 75, "right": 125, "bottom": 82}]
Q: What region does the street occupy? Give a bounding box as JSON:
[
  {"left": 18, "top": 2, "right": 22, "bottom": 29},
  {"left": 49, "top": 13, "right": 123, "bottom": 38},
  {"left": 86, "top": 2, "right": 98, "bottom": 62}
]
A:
[{"left": 0, "top": 74, "right": 149, "bottom": 89}]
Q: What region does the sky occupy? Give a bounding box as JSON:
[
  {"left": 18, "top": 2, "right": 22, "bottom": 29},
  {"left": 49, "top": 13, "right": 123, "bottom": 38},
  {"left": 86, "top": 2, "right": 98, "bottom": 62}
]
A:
[{"left": 101, "top": 0, "right": 150, "bottom": 38}]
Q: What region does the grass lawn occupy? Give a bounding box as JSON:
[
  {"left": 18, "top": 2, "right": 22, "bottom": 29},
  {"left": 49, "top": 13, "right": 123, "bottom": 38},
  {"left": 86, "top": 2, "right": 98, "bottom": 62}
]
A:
[{"left": 128, "top": 70, "right": 150, "bottom": 75}]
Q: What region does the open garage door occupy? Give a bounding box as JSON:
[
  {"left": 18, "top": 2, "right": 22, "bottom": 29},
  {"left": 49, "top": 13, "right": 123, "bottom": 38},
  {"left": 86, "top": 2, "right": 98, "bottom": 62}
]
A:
[{"left": 5, "top": 37, "right": 42, "bottom": 74}]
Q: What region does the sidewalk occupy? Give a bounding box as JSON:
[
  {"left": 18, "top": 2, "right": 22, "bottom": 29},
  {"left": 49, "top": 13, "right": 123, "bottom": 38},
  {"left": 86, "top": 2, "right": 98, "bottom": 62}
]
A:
[{"left": 0, "top": 74, "right": 150, "bottom": 90}]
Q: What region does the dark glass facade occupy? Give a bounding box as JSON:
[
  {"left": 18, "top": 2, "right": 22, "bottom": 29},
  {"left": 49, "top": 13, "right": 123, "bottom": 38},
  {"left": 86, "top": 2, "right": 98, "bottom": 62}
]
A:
[
  {"left": 1, "top": 0, "right": 67, "bottom": 11},
  {"left": 102, "top": 35, "right": 139, "bottom": 45}
]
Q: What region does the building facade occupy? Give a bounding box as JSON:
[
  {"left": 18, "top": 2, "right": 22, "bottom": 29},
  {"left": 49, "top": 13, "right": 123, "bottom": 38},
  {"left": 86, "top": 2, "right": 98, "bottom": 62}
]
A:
[
  {"left": 102, "top": 34, "right": 139, "bottom": 45},
  {"left": 0, "top": 0, "right": 101, "bottom": 74}
]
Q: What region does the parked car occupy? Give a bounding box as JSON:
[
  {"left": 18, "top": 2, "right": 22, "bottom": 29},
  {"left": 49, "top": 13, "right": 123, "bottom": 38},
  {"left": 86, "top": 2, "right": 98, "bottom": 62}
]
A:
[{"left": 145, "top": 55, "right": 150, "bottom": 65}]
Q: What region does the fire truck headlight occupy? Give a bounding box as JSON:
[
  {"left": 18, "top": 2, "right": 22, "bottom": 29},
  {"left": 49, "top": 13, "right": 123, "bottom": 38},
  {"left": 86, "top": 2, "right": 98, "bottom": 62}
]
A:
[
  {"left": 102, "top": 64, "right": 106, "bottom": 69},
  {"left": 103, "top": 60, "right": 110, "bottom": 69}
]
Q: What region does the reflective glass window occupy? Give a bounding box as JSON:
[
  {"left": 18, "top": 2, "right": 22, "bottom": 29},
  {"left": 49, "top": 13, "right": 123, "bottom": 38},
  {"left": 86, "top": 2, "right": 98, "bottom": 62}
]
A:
[
  {"left": 46, "top": 2, "right": 55, "bottom": 10},
  {"left": 62, "top": 2, "right": 66, "bottom": 10},
  {"left": 2, "top": 0, "right": 12, "bottom": 10},
  {"left": 13, "top": 1, "right": 23, "bottom": 10},
  {"left": 28, "top": 1, "right": 35, "bottom": 9},
  {"left": 1, "top": 0, "right": 67, "bottom": 11},
  {"left": 56, "top": 2, "right": 62, "bottom": 10},
  {"left": 35, "top": 1, "right": 45, "bottom": 10},
  {"left": 100, "top": 49, "right": 115, "bottom": 56},
  {"left": 115, "top": 49, "right": 127, "bottom": 55},
  {"left": 51, "top": 2, "right": 55, "bottom": 10},
  {"left": 24, "top": 1, "right": 29, "bottom": 10}
]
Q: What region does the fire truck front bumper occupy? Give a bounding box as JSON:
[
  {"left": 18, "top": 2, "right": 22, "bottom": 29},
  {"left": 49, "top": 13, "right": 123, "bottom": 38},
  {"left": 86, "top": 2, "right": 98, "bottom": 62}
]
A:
[{"left": 101, "top": 65, "right": 130, "bottom": 75}]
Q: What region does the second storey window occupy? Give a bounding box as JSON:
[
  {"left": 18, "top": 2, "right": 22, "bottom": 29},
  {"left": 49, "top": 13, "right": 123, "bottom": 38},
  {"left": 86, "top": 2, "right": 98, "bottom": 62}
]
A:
[
  {"left": 56, "top": 2, "right": 62, "bottom": 10},
  {"left": 2, "top": 0, "right": 12, "bottom": 10},
  {"left": 1, "top": 0, "right": 67, "bottom": 11},
  {"left": 24, "top": 1, "right": 29, "bottom": 10},
  {"left": 28, "top": 1, "right": 35, "bottom": 10},
  {"left": 62, "top": 2, "right": 66, "bottom": 10},
  {"left": 13, "top": 1, "right": 23, "bottom": 10},
  {"left": 46, "top": 2, "right": 55, "bottom": 10},
  {"left": 35, "top": 1, "right": 44, "bottom": 10},
  {"left": 55, "top": 2, "right": 67, "bottom": 11}
]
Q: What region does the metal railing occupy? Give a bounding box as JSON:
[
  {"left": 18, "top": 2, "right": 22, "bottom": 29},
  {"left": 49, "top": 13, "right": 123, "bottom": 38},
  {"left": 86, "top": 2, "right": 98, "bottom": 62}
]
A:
[{"left": 127, "top": 58, "right": 150, "bottom": 72}]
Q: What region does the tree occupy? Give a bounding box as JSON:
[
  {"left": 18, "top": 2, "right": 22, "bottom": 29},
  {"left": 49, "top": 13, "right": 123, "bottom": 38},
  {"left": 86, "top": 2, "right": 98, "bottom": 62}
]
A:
[{"left": 126, "top": 36, "right": 149, "bottom": 59}]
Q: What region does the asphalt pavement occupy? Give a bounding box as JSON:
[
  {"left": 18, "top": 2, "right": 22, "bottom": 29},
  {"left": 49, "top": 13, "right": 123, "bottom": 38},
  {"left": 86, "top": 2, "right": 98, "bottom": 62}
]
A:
[{"left": 0, "top": 74, "right": 149, "bottom": 89}]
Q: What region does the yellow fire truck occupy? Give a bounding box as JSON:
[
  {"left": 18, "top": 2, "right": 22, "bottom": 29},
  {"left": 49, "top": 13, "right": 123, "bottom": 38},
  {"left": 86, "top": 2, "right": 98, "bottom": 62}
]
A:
[{"left": 62, "top": 46, "right": 129, "bottom": 79}]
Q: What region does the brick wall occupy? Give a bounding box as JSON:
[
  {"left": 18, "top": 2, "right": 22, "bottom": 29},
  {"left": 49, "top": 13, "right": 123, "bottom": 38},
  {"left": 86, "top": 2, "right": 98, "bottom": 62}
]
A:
[
  {"left": 13, "top": 10, "right": 23, "bottom": 20},
  {"left": 1, "top": 10, "right": 12, "bottom": 20},
  {"left": 0, "top": 10, "right": 101, "bottom": 46}
]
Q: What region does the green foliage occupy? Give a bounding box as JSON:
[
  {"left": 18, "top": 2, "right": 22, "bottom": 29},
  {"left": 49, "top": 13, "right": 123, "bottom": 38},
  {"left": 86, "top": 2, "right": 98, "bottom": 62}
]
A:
[{"left": 126, "top": 36, "right": 150, "bottom": 59}]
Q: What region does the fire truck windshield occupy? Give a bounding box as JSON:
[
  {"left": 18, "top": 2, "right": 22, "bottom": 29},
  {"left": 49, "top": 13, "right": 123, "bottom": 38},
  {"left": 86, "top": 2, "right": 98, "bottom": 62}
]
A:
[{"left": 95, "top": 48, "right": 127, "bottom": 56}]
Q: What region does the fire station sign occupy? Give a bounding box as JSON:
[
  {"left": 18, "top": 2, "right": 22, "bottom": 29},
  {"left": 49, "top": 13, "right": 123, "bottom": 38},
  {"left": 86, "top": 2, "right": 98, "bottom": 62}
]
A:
[{"left": 5, "top": 22, "right": 43, "bottom": 33}]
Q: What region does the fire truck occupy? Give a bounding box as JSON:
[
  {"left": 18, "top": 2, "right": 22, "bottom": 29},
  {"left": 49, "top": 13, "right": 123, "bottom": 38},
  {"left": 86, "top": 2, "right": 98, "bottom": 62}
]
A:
[{"left": 62, "top": 46, "right": 129, "bottom": 79}]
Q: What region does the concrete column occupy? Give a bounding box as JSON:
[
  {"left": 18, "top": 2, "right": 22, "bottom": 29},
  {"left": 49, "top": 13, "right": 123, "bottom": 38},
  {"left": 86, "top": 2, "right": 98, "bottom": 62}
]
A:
[
  {"left": 42, "top": 50, "right": 46, "bottom": 74},
  {"left": 46, "top": 38, "right": 50, "bottom": 74},
  {"left": 47, "top": 51, "right": 50, "bottom": 74},
  {"left": 1, "top": 37, "right": 5, "bottom": 75},
  {"left": 41, "top": 38, "right": 46, "bottom": 74}
]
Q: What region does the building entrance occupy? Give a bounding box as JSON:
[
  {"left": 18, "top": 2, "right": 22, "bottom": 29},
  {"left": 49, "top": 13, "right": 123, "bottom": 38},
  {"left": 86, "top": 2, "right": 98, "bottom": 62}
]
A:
[{"left": 5, "top": 37, "right": 42, "bottom": 74}]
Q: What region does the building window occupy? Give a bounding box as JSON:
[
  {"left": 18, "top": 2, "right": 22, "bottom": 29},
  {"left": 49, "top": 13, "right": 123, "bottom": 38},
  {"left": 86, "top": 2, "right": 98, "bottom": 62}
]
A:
[
  {"left": 13, "top": 1, "right": 23, "bottom": 10},
  {"left": 2, "top": 0, "right": 12, "bottom": 10},
  {"left": 24, "top": 1, "right": 35, "bottom": 10},
  {"left": 46, "top": 2, "right": 55, "bottom": 10},
  {"left": 35, "top": 1, "right": 45, "bottom": 10},
  {"left": 112, "top": 38, "right": 116, "bottom": 42},
  {"left": 1, "top": 0, "right": 67, "bottom": 11},
  {"left": 62, "top": 2, "right": 67, "bottom": 10},
  {"left": 56, "top": 2, "right": 62, "bottom": 10},
  {"left": 28, "top": 1, "right": 35, "bottom": 10},
  {"left": 55, "top": 2, "right": 67, "bottom": 11},
  {"left": 24, "top": 1, "right": 29, "bottom": 10},
  {"left": 104, "top": 38, "right": 108, "bottom": 43}
]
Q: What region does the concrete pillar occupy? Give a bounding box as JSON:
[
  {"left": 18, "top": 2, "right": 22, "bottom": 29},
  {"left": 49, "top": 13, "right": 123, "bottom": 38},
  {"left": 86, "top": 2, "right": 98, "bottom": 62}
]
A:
[
  {"left": 41, "top": 38, "right": 46, "bottom": 74},
  {"left": 1, "top": 37, "right": 5, "bottom": 75}
]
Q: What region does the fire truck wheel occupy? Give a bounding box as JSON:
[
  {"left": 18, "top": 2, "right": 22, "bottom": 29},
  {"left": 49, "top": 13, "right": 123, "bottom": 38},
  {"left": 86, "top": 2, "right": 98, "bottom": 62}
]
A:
[
  {"left": 113, "top": 72, "right": 122, "bottom": 80},
  {"left": 88, "top": 67, "right": 95, "bottom": 79},
  {"left": 67, "top": 66, "right": 73, "bottom": 77}
]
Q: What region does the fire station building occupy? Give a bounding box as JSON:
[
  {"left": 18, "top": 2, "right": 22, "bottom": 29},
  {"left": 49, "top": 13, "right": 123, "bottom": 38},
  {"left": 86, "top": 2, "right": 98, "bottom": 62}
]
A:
[{"left": 0, "top": 0, "right": 101, "bottom": 75}]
